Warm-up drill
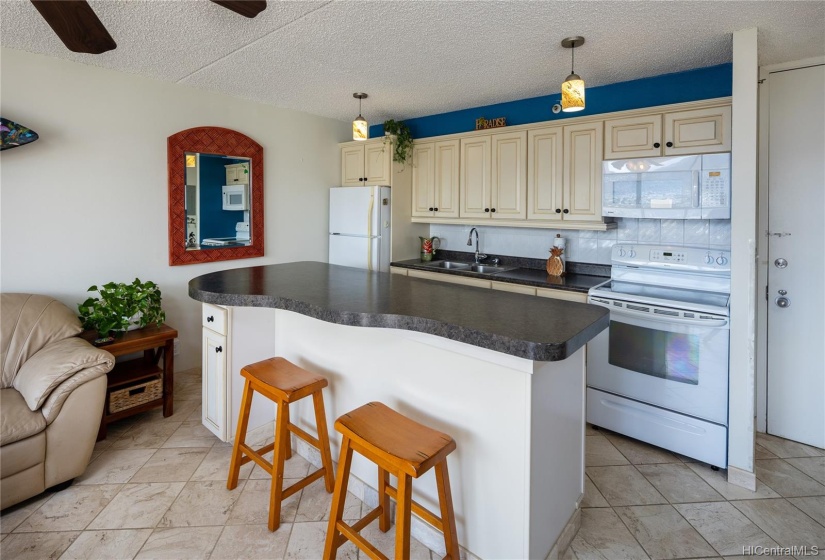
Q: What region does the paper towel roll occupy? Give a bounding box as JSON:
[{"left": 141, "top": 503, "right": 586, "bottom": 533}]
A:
[{"left": 553, "top": 234, "right": 566, "bottom": 263}]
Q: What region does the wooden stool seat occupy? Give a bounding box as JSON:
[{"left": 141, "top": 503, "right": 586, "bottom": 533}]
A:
[
  {"left": 228, "top": 357, "right": 335, "bottom": 532},
  {"left": 324, "top": 402, "right": 460, "bottom": 560}
]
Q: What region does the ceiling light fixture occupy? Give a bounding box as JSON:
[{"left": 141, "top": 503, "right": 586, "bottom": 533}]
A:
[
  {"left": 560, "top": 36, "right": 585, "bottom": 112},
  {"left": 352, "top": 93, "right": 369, "bottom": 141}
]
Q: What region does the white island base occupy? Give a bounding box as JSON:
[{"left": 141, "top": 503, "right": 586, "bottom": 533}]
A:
[{"left": 204, "top": 306, "right": 585, "bottom": 560}]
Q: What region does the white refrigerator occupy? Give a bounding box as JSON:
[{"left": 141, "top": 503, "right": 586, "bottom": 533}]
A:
[{"left": 329, "top": 186, "right": 392, "bottom": 272}]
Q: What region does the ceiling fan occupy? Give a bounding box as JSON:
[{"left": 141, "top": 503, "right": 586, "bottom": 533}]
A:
[{"left": 30, "top": 0, "right": 267, "bottom": 55}]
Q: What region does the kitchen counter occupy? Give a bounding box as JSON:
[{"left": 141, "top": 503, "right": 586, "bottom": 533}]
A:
[{"left": 189, "top": 261, "right": 608, "bottom": 361}]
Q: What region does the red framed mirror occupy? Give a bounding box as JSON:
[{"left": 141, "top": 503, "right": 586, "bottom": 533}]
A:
[{"left": 168, "top": 127, "right": 264, "bottom": 266}]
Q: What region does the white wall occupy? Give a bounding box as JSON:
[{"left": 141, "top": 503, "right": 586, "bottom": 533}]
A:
[{"left": 0, "top": 48, "right": 349, "bottom": 369}]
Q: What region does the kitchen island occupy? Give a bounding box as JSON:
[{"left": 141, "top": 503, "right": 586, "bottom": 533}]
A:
[{"left": 189, "top": 262, "right": 608, "bottom": 560}]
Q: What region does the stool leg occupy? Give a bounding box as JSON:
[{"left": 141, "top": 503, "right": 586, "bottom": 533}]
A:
[
  {"left": 227, "top": 379, "right": 253, "bottom": 490},
  {"left": 378, "top": 467, "right": 391, "bottom": 532},
  {"left": 435, "top": 461, "right": 460, "bottom": 560},
  {"left": 323, "top": 436, "right": 353, "bottom": 560},
  {"left": 282, "top": 403, "right": 293, "bottom": 460},
  {"left": 268, "top": 400, "right": 289, "bottom": 531},
  {"left": 312, "top": 391, "right": 335, "bottom": 493},
  {"left": 395, "top": 473, "right": 413, "bottom": 560}
]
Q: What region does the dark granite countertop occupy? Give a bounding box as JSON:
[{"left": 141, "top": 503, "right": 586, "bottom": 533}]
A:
[{"left": 189, "top": 261, "right": 608, "bottom": 362}]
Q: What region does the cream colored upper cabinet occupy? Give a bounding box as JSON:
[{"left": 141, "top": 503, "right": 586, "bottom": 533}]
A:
[
  {"left": 491, "top": 131, "right": 527, "bottom": 220},
  {"left": 341, "top": 145, "right": 365, "bottom": 187},
  {"left": 563, "top": 122, "right": 603, "bottom": 222},
  {"left": 527, "top": 126, "right": 564, "bottom": 221},
  {"left": 604, "top": 105, "right": 731, "bottom": 159},
  {"left": 365, "top": 142, "right": 392, "bottom": 185},
  {"left": 434, "top": 140, "right": 460, "bottom": 218},
  {"left": 225, "top": 163, "right": 249, "bottom": 185},
  {"left": 460, "top": 136, "right": 492, "bottom": 219},
  {"left": 411, "top": 142, "right": 435, "bottom": 217}
]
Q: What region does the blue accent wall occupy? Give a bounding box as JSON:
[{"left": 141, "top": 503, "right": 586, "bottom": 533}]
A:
[
  {"left": 369, "top": 63, "right": 732, "bottom": 139},
  {"left": 199, "top": 155, "right": 246, "bottom": 242}
]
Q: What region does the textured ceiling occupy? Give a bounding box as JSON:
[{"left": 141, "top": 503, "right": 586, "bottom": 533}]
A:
[{"left": 2, "top": 0, "right": 824, "bottom": 124}]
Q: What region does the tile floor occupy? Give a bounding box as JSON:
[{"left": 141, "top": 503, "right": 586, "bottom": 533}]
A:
[{"left": 1, "top": 367, "right": 823, "bottom": 559}]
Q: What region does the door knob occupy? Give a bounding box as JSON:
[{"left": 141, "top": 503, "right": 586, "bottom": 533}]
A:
[
  {"left": 774, "top": 258, "right": 788, "bottom": 268},
  {"left": 775, "top": 297, "right": 790, "bottom": 308}
]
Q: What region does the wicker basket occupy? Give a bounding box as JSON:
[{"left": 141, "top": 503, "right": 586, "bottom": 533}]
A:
[{"left": 109, "top": 377, "right": 162, "bottom": 414}]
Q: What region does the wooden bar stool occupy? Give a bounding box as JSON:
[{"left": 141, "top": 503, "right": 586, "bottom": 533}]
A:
[
  {"left": 227, "top": 357, "right": 335, "bottom": 531},
  {"left": 323, "top": 401, "right": 460, "bottom": 560}
]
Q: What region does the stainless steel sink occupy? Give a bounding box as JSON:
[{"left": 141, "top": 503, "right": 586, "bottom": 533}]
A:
[
  {"left": 424, "top": 261, "right": 472, "bottom": 270},
  {"left": 471, "top": 264, "right": 516, "bottom": 274}
]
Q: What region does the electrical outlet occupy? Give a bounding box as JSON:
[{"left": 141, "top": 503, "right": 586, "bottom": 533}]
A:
[{"left": 174, "top": 339, "right": 180, "bottom": 356}]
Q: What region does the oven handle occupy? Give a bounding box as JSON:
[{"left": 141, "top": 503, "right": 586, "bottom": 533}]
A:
[{"left": 589, "top": 298, "right": 729, "bottom": 328}]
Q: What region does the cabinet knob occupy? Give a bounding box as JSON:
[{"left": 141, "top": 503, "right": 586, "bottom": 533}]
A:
[
  {"left": 484, "top": 208, "right": 490, "bottom": 212},
  {"left": 428, "top": 207, "right": 433, "bottom": 211},
  {"left": 491, "top": 208, "right": 496, "bottom": 212},
  {"left": 207, "top": 316, "right": 214, "bottom": 322},
  {"left": 666, "top": 141, "right": 673, "bottom": 148},
  {"left": 555, "top": 208, "right": 562, "bottom": 213},
  {"left": 215, "top": 346, "right": 223, "bottom": 353},
  {"left": 563, "top": 209, "right": 569, "bottom": 214},
  {"left": 434, "top": 207, "right": 439, "bottom": 212},
  {"left": 653, "top": 142, "right": 661, "bottom": 148}
]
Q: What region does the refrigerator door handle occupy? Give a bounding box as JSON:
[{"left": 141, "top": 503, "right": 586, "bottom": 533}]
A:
[{"left": 367, "top": 194, "right": 375, "bottom": 270}]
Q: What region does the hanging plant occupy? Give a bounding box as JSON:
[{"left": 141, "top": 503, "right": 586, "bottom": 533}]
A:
[{"left": 382, "top": 119, "right": 414, "bottom": 165}]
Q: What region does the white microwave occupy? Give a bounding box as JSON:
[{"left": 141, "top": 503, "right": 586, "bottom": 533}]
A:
[
  {"left": 602, "top": 153, "right": 731, "bottom": 219},
  {"left": 222, "top": 184, "right": 249, "bottom": 211}
]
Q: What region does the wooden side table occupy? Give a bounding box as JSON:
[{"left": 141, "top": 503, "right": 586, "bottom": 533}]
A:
[{"left": 82, "top": 324, "right": 178, "bottom": 440}]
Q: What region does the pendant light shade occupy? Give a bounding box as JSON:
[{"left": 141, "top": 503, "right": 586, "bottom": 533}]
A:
[
  {"left": 560, "top": 37, "right": 585, "bottom": 113},
  {"left": 352, "top": 93, "right": 368, "bottom": 141}
]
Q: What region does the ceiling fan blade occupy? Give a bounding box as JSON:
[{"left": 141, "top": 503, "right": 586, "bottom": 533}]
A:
[
  {"left": 30, "top": 0, "right": 116, "bottom": 54},
  {"left": 210, "top": 1, "right": 267, "bottom": 18}
]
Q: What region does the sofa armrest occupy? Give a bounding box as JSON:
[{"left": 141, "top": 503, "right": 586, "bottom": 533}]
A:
[{"left": 12, "top": 337, "right": 113, "bottom": 416}]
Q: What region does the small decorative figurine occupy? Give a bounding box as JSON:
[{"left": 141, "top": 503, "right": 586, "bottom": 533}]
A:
[{"left": 546, "top": 246, "right": 565, "bottom": 277}]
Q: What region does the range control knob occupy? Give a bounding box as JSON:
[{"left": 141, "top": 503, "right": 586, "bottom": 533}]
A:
[
  {"left": 618, "top": 247, "right": 627, "bottom": 257},
  {"left": 705, "top": 253, "right": 715, "bottom": 264},
  {"left": 716, "top": 255, "right": 728, "bottom": 266},
  {"left": 628, "top": 249, "right": 636, "bottom": 258}
]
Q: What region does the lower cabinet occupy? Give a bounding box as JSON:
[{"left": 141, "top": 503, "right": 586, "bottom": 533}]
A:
[
  {"left": 202, "top": 303, "right": 230, "bottom": 440},
  {"left": 407, "top": 268, "right": 492, "bottom": 288},
  {"left": 536, "top": 287, "right": 588, "bottom": 303}
]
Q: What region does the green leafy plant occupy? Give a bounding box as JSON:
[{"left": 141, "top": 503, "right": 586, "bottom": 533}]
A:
[
  {"left": 382, "top": 119, "right": 414, "bottom": 165},
  {"left": 78, "top": 278, "right": 166, "bottom": 335}
]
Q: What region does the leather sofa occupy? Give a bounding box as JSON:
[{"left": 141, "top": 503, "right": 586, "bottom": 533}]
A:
[{"left": 1, "top": 293, "right": 114, "bottom": 510}]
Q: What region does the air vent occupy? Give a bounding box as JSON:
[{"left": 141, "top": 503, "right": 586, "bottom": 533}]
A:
[
  {"left": 684, "top": 313, "right": 695, "bottom": 318},
  {"left": 700, "top": 315, "right": 716, "bottom": 319},
  {"left": 654, "top": 309, "right": 679, "bottom": 316},
  {"left": 613, "top": 301, "right": 623, "bottom": 306},
  {"left": 627, "top": 304, "right": 650, "bottom": 312}
]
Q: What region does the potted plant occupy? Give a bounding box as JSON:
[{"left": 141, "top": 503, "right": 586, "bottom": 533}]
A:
[
  {"left": 382, "top": 119, "right": 414, "bottom": 165},
  {"left": 78, "top": 278, "right": 166, "bottom": 336}
]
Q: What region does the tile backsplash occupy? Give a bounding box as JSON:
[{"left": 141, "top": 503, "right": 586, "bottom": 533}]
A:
[{"left": 429, "top": 219, "right": 731, "bottom": 265}]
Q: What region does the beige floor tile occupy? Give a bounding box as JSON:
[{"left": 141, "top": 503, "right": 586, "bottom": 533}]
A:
[
  {"left": 637, "top": 463, "right": 725, "bottom": 503},
  {"left": 756, "top": 433, "right": 824, "bottom": 459},
  {"left": 585, "top": 435, "right": 630, "bottom": 467},
  {"left": 286, "top": 520, "right": 358, "bottom": 559},
  {"left": 603, "top": 433, "right": 681, "bottom": 465},
  {"left": 358, "top": 521, "right": 433, "bottom": 559},
  {"left": 174, "top": 382, "right": 202, "bottom": 401},
  {"left": 581, "top": 476, "right": 609, "bottom": 508},
  {"left": 226, "top": 478, "right": 302, "bottom": 525},
  {"left": 0, "top": 492, "right": 52, "bottom": 533},
  {"left": 586, "top": 466, "right": 667, "bottom": 507},
  {"left": 786, "top": 457, "right": 825, "bottom": 485},
  {"left": 158, "top": 480, "right": 246, "bottom": 527},
  {"left": 91, "top": 438, "right": 114, "bottom": 461},
  {"left": 162, "top": 423, "right": 220, "bottom": 448},
  {"left": 60, "top": 528, "right": 152, "bottom": 559},
  {"left": 585, "top": 424, "right": 600, "bottom": 436},
  {"left": 210, "top": 524, "right": 292, "bottom": 559},
  {"left": 788, "top": 496, "right": 825, "bottom": 526},
  {"left": 569, "top": 507, "right": 650, "bottom": 559},
  {"left": 110, "top": 421, "right": 182, "bottom": 450},
  {"left": 88, "top": 482, "right": 185, "bottom": 530},
  {"left": 731, "top": 498, "right": 825, "bottom": 548},
  {"left": 294, "top": 480, "right": 362, "bottom": 523},
  {"left": 191, "top": 445, "right": 253, "bottom": 482},
  {"left": 134, "top": 526, "right": 222, "bottom": 560},
  {"left": 755, "top": 459, "right": 825, "bottom": 497},
  {"left": 129, "top": 447, "right": 210, "bottom": 483},
  {"left": 685, "top": 463, "right": 781, "bottom": 501},
  {"left": 615, "top": 504, "right": 717, "bottom": 559},
  {"left": 249, "top": 452, "right": 311, "bottom": 480},
  {"left": 674, "top": 501, "right": 778, "bottom": 556},
  {"left": 0, "top": 531, "right": 79, "bottom": 560},
  {"left": 15, "top": 484, "right": 121, "bottom": 532},
  {"left": 76, "top": 449, "right": 157, "bottom": 485},
  {"left": 754, "top": 444, "right": 778, "bottom": 460},
  {"left": 184, "top": 404, "right": 203, "bottom": 424}
]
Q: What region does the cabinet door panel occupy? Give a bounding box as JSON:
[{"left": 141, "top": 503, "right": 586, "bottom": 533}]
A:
[
  {"left": 434, "top": 140, "right": 460, "bottom": 218},
  {"left": 202, "top": 329, "right": 227, "bottom": 440},
  {"left": 408, "top": 269, "right": 491, "bottom": 288},
  {"left": 491, "top": 131, "right": 527, "bottom": 219},
  {"left": 365, "top": 142, "right": 391, "bottom": 185},
  {"left": 604, "top": 115, "right": 662, "bottom": 158},
  {"left": 535, "top": 287, "right": 588, "bottom": 303},
  {"left": 411, "top": 143, "right": 434, "bottom": 217},
  {"left": 527, "top": 127, "right": 563, "bottom": 221},
  {"left": 460, "top": 137, "right": 491, "bottom": 218},
  {"left": 341, "top": 145, "right": 365, "bottom": 187},
  {"left": 563, "top": 123, "right": 603, "bottom": 222},
  {"left": 665, "top": 106, "right": 731, "bottom": 155}
]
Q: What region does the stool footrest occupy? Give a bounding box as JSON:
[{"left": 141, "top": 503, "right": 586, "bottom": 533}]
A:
[
  {"left": 237, "top": 441, "right": 276, "bottom": 469},
  {"left": 337, "top": 517, "right": 388, "bottom": 560},
  {"left": 282, "top": 467, "right": 326, "bottom": 499},
  {"left": 288, "top": 422, "right": 321, "bottom": 449},
  {"left": 384, "top": 484, "right": 444, "bottom": 531}
]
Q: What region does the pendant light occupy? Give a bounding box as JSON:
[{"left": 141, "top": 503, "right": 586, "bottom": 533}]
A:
[
  {"left": 352, "top": 93, "right": 369, "bottom": 141},
  {"left": 560, "top": 37, "right": 585, "bottom": 112}
]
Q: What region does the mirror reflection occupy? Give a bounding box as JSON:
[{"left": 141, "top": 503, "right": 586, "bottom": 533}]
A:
[{"left": 184, "top": 152, "right": 252, "bottom": 251}]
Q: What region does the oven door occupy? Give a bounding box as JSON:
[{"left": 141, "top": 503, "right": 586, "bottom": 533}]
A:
[{"left": 586, "top": 300, "right": 729, "bottom": 425}]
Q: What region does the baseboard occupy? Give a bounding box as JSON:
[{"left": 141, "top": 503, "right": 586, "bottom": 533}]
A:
[
  {"left": 727, "top": 465, "right": 757, "bottom": 491},
  {"left": 545, "top": 508, "right": 581, "bottom": 560}
]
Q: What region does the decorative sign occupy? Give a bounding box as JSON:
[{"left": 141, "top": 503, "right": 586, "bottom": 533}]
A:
[
  {"left": 475, "top": 117, "right": 507, "bottom": 130},
  {"left": 0, "top": 118, "right": 39, "bottom": 151}
]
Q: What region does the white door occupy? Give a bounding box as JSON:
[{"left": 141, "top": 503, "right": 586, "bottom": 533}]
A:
[
  {"left": 329, "top": 235, "right": 378, "bottom": 270},
  {"left": 459, "top": 136, "right": 491, "bottom": 219},
  {"left": 329, "top": 186, "right": 374, "bottom": 236},
  {"left": 491, "top": 131, "right": 527, "bottom": 220},
  {"left": 766, "top": 64, "right": 825, "bottom": 448},
  {"left": 202, "top": 328, "right": 227, "bottom": 440}
]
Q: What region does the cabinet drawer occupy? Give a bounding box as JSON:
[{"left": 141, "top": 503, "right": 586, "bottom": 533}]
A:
[
  {"left": 202, "top": 303, "right": 227, "bottom": 334},
  {"left": 407, "top": 269, "right": 492, "bottom": 289},
  {"left": 390, "top": 267, "right": 409, "bottom": 276},
  {"left": 535, "top": 287, "right": 588, "bottom": 303},
  {"left": 491, "top": 281, "right": 537, "bottom": 295}
]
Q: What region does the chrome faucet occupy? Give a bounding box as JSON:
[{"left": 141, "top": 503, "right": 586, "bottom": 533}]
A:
[{"left": 467, "top": 227, "right": 487, "bottom": 263}]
